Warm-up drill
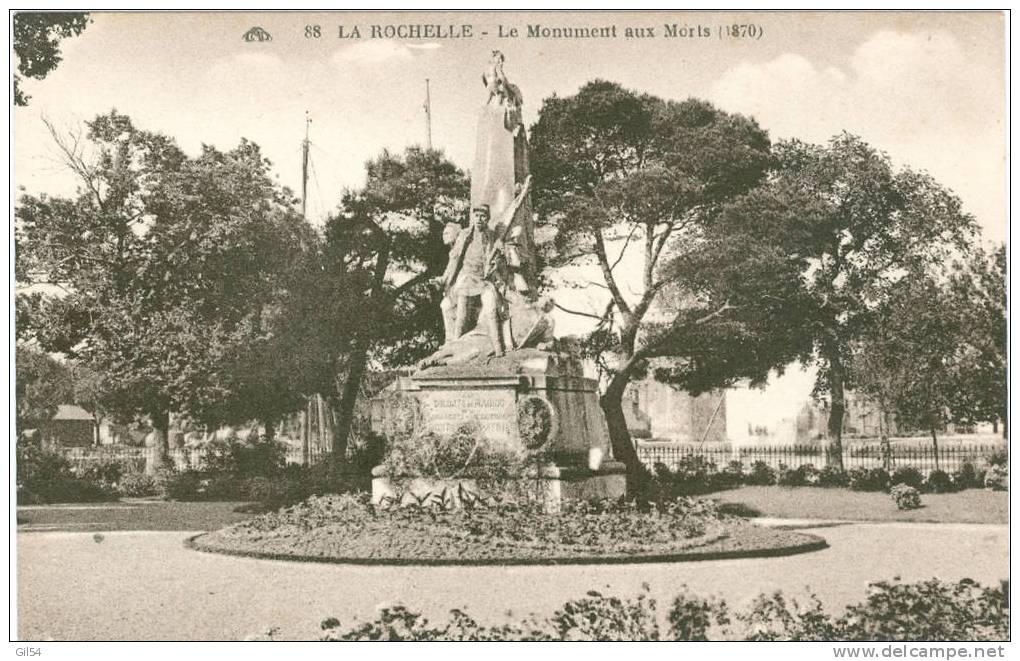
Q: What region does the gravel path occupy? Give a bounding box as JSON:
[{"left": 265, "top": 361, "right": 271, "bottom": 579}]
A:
[{"left": 17, "top": 522, "right": 1007, "bottom": 641}]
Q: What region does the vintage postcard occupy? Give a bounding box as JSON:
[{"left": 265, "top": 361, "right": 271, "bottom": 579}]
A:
[{"left": 10, "top": 9, "right": 1009, "bottom": 652}]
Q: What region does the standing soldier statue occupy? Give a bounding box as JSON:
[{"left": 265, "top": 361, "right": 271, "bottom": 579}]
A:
[{"left": 421, "top": 53, "right": 552, "bottom": 368}]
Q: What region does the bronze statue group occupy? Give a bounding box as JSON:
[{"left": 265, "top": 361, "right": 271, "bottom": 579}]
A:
[{"left": 421, "top": 52, "right": 554, "bottom": 368}]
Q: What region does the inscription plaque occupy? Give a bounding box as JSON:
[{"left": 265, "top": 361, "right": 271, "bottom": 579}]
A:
[{"left": 419, "top": 388, "right": 518, "bottom": 444}]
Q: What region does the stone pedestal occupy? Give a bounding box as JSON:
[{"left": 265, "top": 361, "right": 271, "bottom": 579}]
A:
[{"left": 370, "top": 349, "right": 626, "bottom": 507}]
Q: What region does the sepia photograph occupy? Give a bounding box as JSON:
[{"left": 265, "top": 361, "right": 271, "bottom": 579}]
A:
[{"left": 9, "top": 8, "right": 1010, "bottom": 650}]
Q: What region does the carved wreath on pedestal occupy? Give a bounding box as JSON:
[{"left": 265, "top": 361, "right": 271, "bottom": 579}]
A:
[{"left": 516, "top": 395, "right": 556, "bottom": 450}]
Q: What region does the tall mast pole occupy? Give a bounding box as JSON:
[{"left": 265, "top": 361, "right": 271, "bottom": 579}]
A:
[
  {"left": 300, "top": 110, "right": 313, "bottom": 465},
  {"left": 301, "top": 111, "right": 311, "bottom": 219},
  {"left": 424, "top": 79, "right": 433, "bottom": 150}
]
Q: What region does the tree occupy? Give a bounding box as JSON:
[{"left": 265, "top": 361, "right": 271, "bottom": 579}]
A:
[
  {"left": 325, "top": 147, "right": 469, "bottom": 457},
  {"left": 946, "top": 245, "right": 1007, "bottom": 435},
  {"left": 529, "top": 81, "right": 814, "bottom": 488},
  {"left": 15, "top": 112, "right": 323, "bottom": 462},
  {"left": 15, "top": 344, "right": 97, "bottom": 431},
  {"left": 850, "top": 274, "right": 964, "bottom": 468},
  {"left": 13, "top": 12, "right": 90, "bottom": 106},
  {"left": 204, "top": 231, "right": 356, "bottom": 442},
  {"left": 768, "top": 134, "right": 977, "bottom": 468}
]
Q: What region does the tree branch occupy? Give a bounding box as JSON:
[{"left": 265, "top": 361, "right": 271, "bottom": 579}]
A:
[
  {"left": 593, "top": 228, "right": 631, "bottom": 317},
  {"left": 691, "top": 299, "right": 736, "bottom": 326},
  {"left": 651, "top": 221, "right": 676, "bottom": 266},
  {"left": 17, "top": 277, "right": 74, "bottom": 295},
  {"left": 635, "top": 299, "right": 738, "bottom": 363},
  {"left": 651, "top": 207, "right": 699, "bottom": 267},
  {"left": 390, "top": 270, "right": 433, "bottom": 301},
  {"left": 608, "top": 224, "right": 639, "bottom": 272},
  {"left": 42, "top": 116, "right": 107, "bottom": 212},
  {"left": 553, "top": 301, "right": 606, "bottom": 321},
  {"left": 643, "top": 220, "right": 655, "bottom": 293}
]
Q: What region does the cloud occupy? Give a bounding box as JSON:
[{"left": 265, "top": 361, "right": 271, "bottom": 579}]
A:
[
  {"left": 710, "top": 30, "right": 998, "bottom": 144},
  {"left": 709, "top": 54, "right": 847, "bottom": 140},
  {"left": 331, "top": 40, "right": 414, "bottom": 66},
  {"left": 708, "top": 29, "right": 1005, "bottom": 241}
]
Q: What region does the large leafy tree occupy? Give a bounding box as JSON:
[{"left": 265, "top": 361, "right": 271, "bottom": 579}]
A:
[
  {"left": 13, "top": 11, "right": 90, "bottom": 106},
  {"left": 16, "top": 112, "right": 324, "bottom": 458},
  {"left": 769, "top": 134, "right": 977, "bottom": 467},
  {"left": 946, "top": 245, "right": 1007, "bottom": 435},
  {"left": 530, "top": 81, "right": 814, "bottom": 487},
  {"left": 205, "top": 234, "right": 359, "bottom": 442},
  {"left": 849, "top": 273, "right": 964, "bottom": 465},
  {"left": 853, "top": 247, "right": 1006, "bottom": 452},
  {"left": 15, "top": 344, "right": 98, "bottom": 431},
  {"left": 325, "top": 147, "right": 469, "bottom": 456}
]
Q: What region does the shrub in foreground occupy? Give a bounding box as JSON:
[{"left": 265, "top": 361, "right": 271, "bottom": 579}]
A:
[
  {"left": 816, "top": 466, "right": 850, "bottom": 488},
  {"left": 987, "top": 448, "right": 1008, "bottom": 467},
  {"left": 162, "top": 462, "right": 366, "bottom": 506},
  {"left": 778, "top": 463, "right": 820, "bottom": 487},
  {"left": 890, "top": 466, "right": 924, "bottom": 490},
  {"left": 667, "top": 591, "right": 731, "bottom": 640},
  {"left": 840, "top": 578, "right": 1008, "bottom": 641},
  {"left": 118, "top": 472, "right": 158, "bottom": 497},
  {"left": 848, "top": 467, "right": 889, "bottom": 492},
  {"left": 638, "top": 452, "right": 1004, "bottom": 496},
  {"left": 739, "top": 591, "right": 839, "bottom": 640},
  {"left": 16, "top": 442, "right": 118, "bottom": 504},
  {"left": 651, "top": 457, "right": 719, "bottom": 497},
  {"left": 889, "top": 484, "right": 922, "bottom": 510},
  {"left": 984, "top": 465, "right": 1008, "bottom": 491},
  {"left": 745, "top": 461, "right": 778, "bottom": 486},
  {"left": 924, "top": 469, "right": 954, "bottom": 494},
  {"left": 953, "top": 461, "right": 986, "bottom": 490},
  {"left": 315, "top": 578, "right": 1008, "bottom": 641},
  {"left": 715, "top": 460, "right": 745, "bottom": 489}
]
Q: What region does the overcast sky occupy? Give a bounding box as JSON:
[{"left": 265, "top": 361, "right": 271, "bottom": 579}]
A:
[{"left": 13, "top": 10, "right": 1006, "bottom": 434}]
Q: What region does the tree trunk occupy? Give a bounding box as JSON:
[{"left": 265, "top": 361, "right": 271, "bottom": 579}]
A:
[
  {"left": 145, "top": 410, "right": 170, "bottom": 476},
  {"left": 333, "top": 235, "right": 390, "bottom": 469},
  {"left": 931, "top": 427, "right": 940, "bottom": 472},
  {"left": 323, "top": 393, "right": 343, "bottom": 471},
  {"left": 992, "top": 419, "right": 998, "bottom": 434},
  {"left": 879, "top": 405, "right": 891, "bottom": 472},
  {"left": 825, "top": 355, "right": 847, "bottom": 471},
  {"left": 600, "top": 370, "right": 647, "bottom": 495},
  {"left": 261, "top": 417, "right": 276, "bottom": 443},
  {"left": 318, "top": 394, "right": 334, "bottom": 460},
  {"left": 334, "top": 349, "right": 369, "bottom": 463},
  {"left": 308, "top": 397, "right": 319, "bottom": 459}
]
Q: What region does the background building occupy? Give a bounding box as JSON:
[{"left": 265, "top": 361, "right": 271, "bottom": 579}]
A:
[{"left": 624, "top": 380, "right": 726, "bottom": 444}]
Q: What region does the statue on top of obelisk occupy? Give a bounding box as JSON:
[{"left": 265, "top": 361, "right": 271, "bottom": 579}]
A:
[{"left": 421, "top": 51, "right": 553, "bottom": 368}]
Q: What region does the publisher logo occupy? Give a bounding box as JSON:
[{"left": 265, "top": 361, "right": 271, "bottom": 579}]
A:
[{"left": 243, "top": 27, "right": 272, "bottom": 42}]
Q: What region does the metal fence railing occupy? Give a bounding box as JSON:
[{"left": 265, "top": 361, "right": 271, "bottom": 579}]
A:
[
  {"left": 637, "top": 442, "right": 1007, "bottom": 473},
  {"left": 53, "top": 441, "right": 1006, "bottom": 475}
]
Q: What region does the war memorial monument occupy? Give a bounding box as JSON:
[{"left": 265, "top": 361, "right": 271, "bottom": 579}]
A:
[{"left": 370, "top": 53, "right": 626, "bottom": 507}]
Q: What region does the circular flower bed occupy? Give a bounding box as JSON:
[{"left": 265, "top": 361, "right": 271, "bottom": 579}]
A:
[{"left": 188, "top": 494, "right": 826, "bottom": 565}]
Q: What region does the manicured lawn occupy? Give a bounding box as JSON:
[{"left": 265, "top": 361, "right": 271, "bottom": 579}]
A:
[
  {"left": 713, "top": 486, "right": 1008, "bottom": 524},
  {"left": 16, "top": 498, "right": 255, "bottom": 532}
]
